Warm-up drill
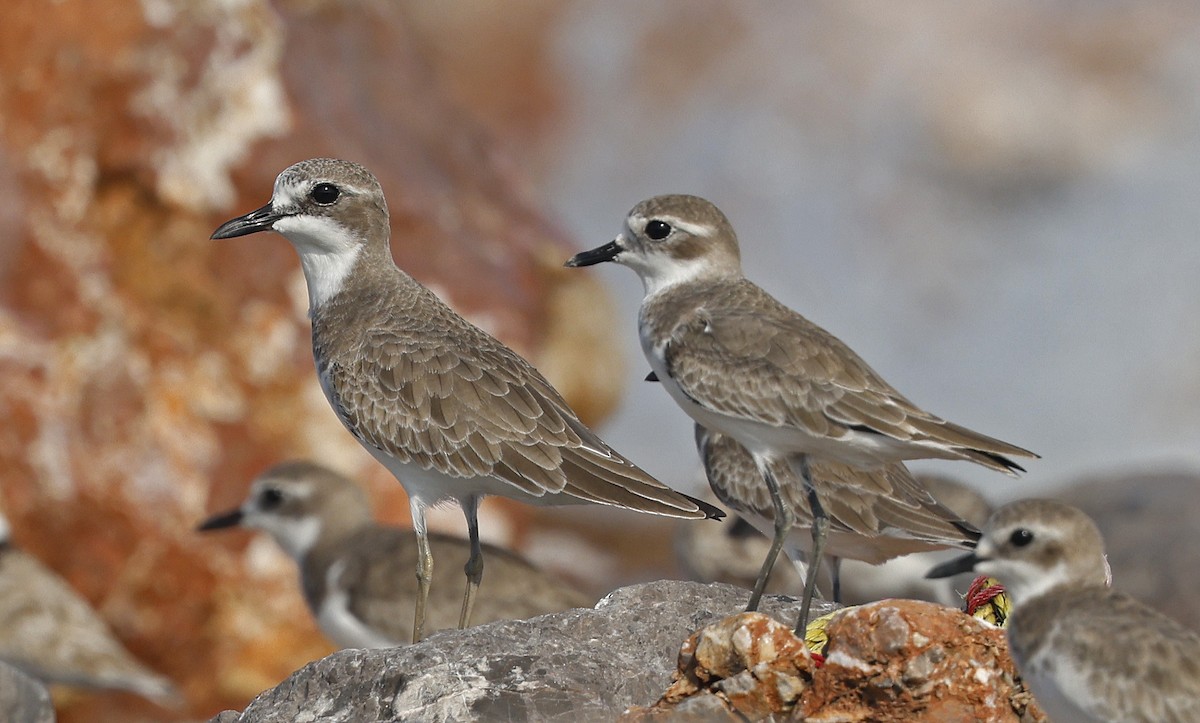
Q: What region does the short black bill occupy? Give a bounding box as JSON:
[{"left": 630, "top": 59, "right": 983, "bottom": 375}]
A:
[
  {"left": 565, "top": 240, "right": 622, "bottom": 267},
  {"left": 197, "top": 508, "right": 245, "bottom": 531},
  {"left": 925, "top": 551, "right": 982, "bottom": 579},
  {"left": 211, "top": 203, "right": 281, "bottom": 240}
]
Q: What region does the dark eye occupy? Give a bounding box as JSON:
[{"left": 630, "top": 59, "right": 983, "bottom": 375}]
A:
[
  {"left": 260, "top": 487, "right": 284, "bottom": 509},
  {"left": 311, "top": 183, "right": 340, "bottom": 205},
  {"left": 1009, "top": 528, "right": 1034, "bottom": 547},
  {"left": 645, "top": 220, "right": 672, "bottom": 240}
]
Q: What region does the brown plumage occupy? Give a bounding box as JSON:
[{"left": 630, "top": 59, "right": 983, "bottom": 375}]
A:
[
  {"left": 696, "top": 425, "right": 978, "bottom": 566},
  {"left": 930, "top": 499, "right": 1200, "bottom": 722},
  {"left": 212, "top": 161, "right": 721, "bottom": 642},
  {"left": 201, "top": 461, "right": 592, "bottom": 647},
  {"left": 567, "top": 193, "right": 1034, "bottom": 632}
]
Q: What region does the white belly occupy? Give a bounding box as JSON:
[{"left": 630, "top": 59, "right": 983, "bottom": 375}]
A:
[
  {"left": 1019, "top": 646, "right": 1104, "bottom": 723},
  {"left": 316, "top": 559, "right": 401, "bottom": 650}
]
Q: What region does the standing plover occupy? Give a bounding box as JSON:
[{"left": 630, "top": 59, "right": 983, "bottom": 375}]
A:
[
  {"left": 0, "top": 512, "right": 179, "bottom": 704},
  {"left": 693, "top": 424, "right": 978, "bottom": 606},
  {"left": 211, "top": 160, "right": 722, "bottom": 641},
  {"left": 837, "top": 474, "right": 994, "bottom": 606},
  {"left": 928, "top": 499, "right": 1200, "bottom": 722},
  {"left": 567, "top": 194, "right": 1034, "bottom": 631},
  {"left": 199, "top": 461, "right": 592, "bottom": 647}
]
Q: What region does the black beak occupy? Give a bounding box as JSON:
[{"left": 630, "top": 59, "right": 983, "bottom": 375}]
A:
[
  {"left": 926, "top": 551, "right": 983, "bottom": 579},
  {"left": 197, "top": 508, "right": 245, "bottom": 531},
  {"left": 565, "top": 240, "right": 623, "bottom": 268},
  {"left": 211, "top": 203, "right": 281, "bottom": 240}
]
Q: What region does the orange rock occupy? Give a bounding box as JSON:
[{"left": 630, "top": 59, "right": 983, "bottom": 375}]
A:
[
  {"left": 629, "top": 612, "right": 815, "bottom": 721},
  {"left": 805, "top": 600, "right": 1043, "bottom": 722},
  {"left": 629, "top": 601, "right": 1045, "bottom": 723},
  {"left": 0, "top": 1, "right": 621, "bottom": 721}
]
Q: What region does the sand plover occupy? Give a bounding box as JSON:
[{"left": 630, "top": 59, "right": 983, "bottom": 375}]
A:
[
  {"left": 199, "top": 461, "right": 593, "bottom": 647},
  {"left": 837, "top": 474, "right": 993, "bottom": 606},
  {"left": 0, "top": 512, "right": 179, "bottom": 704},
  {"left": 211, "top": 160, "right": 722, "bottom": 641},
  {"left": 567, "top": 194, "right": 1034, "bottom": 630},
  {"left": 691, "top": 424, "right": 978, "bottom": 604},
  {"left": 928, "top": 499, "right": 1200, "bottom": 722}
]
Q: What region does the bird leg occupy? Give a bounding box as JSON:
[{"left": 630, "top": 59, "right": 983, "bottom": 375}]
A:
[
  {"left": 746, "top": 458, "right": 795, "bottom": 612},
  {"left": 829, "top": 555, "right": 843, "bottom": 604},
  {"left": 459, "top": 495, "right": 484, "bottom": 629},
  {"left": 796, "top": 456, "right": 829, "bottom": 635},
  {"left": 410, "top": 497, "right": 433, "bottom": 643}
]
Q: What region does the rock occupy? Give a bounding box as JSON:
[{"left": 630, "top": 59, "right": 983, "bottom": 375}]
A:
[
  {"left": 805, "top": 600, "right": 1041, "bottom": 722},
  {"left": 210, "top": 580, "right": 835, "bottom": 722},
  {"left": 1058, "top": 470, "right": 1200, "bottom": 632},
  {"left": 0, "top": 662, "right": 54, "bottom": 723},
  {"left": 628, "top": 599, "right": 1044, "bottom": 722}
]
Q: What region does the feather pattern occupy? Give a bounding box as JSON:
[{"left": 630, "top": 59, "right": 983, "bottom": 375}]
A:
[
  {"left": 695, "top": 425, "right": 978, "bottom": 564},
  {"left": 644, "top": 277, "right": 1035, "bottom": 473},
  {"left": 312, "top": 266, "right": 717, "bottom": 517}
]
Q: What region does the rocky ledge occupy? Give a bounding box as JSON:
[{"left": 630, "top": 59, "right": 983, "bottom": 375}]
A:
[{"left": 212, "top": 581, "right": 1041, "bottom": 722}]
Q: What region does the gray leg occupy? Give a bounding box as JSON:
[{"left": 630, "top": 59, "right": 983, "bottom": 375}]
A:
[
  {"left": 459, "top": 496, "right": 484, "bottom": 629},
  {"left": 409, "top": 497, "right": 433, "bottom": 643},
  {"left": 746, "top": 458, "right": 795, "bottom": 612},
  {"left": 829, "top": 555, "right": 843, "bottom": 604},
  {"left": 796, "top": 456, "right": 829, "bottom": 635}
]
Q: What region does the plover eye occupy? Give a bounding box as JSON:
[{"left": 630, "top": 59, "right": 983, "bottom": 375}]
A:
[
  {"left": 260, "top": 487, "right": 284, "bottom": 509},
  {"left": 1009, "top": 528, "right": 1034, "bottom": 547},
  {"left": 645, "top": 220, "right": 672, "bottom": 240},
  {"left": 310, "top": 183, "right": 340, "bottom": 205}
]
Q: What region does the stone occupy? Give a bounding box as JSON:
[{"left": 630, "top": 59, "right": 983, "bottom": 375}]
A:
[
  {"left": 806, "top": 600, "right": 1043, "bottom": 722},
  {"left": 0, "top": 662, "right": 55, "bottom": 723},
  {"left": 628, "top": 598, "right": 1044, "bottom": 723},
  {"left": 210, "top": 580, "right": 835, "bottom": 723}
]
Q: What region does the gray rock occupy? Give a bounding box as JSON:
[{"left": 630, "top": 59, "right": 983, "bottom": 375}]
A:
[
  {"left": 1058, "top": 470, "right": 1200, "bottom": 632},
  {"left": 212, "top": 580, "right": 833, "bottom": 723},
  {"left": 0, "top": 661, "right": 54, "bottom": 723}
]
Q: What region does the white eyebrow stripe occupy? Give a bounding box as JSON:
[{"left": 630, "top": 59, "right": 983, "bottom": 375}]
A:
[{"left": 667, "top": 218, "right": 714, "bottom": 237}]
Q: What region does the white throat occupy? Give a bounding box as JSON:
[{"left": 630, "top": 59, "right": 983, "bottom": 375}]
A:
[
  {"left": 629, "top": 252, "right": 719, "bottom": 298},
  {"left": 274, "top": 215, "right": 364, "bottom": 312},
  {"left": 983, "top": 559, "right": 1071, "bottom": 609},
  {"left": 249, "top": 514, "right": 323, "bottom": 560}
]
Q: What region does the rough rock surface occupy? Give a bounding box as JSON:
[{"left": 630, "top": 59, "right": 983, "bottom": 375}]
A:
[
  {"left": 628, "top": 599, "right": 1044, "bottom": 723},
  {"left": 210, "top": 581, "right": 835, "bottom": 723},
  {"left": 0, "top": 663, "right": 54, "bottom": 723}
]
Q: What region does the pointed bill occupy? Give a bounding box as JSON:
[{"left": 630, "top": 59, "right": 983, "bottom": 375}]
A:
[
  {"left": 197, "top": 508, "right": 245, "bottom": 531},
  {"left": 211, "top": 203, "right": 281, "bottom": 239},
  {"left": 926, "top": 551, "right": 982, "bottom": 579},
  {"left": 565, "top": 239, "right": 623, "bottom": 267}
]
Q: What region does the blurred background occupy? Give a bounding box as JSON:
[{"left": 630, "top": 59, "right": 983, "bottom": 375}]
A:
[{"left": 2, "top": 1, "right": 1199, "bottom": 720}]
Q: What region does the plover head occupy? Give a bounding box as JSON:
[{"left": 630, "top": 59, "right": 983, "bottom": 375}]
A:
[
  {"left": 927, "top": 498, "right": 1110, "bottom": 605},
  {"left": 211, "top": 158, "right": 390, "bottom": 311},
  {"left": 566, "top": 194, "right": 743, "bottom": 297},
  {"left": 199, "top": 461, "right": 372, "bottom": 560}
]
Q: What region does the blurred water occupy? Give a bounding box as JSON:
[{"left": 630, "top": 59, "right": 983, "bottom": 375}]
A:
[{"left": 538, "top": 2, "right": 1200, "bottom": 500}]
